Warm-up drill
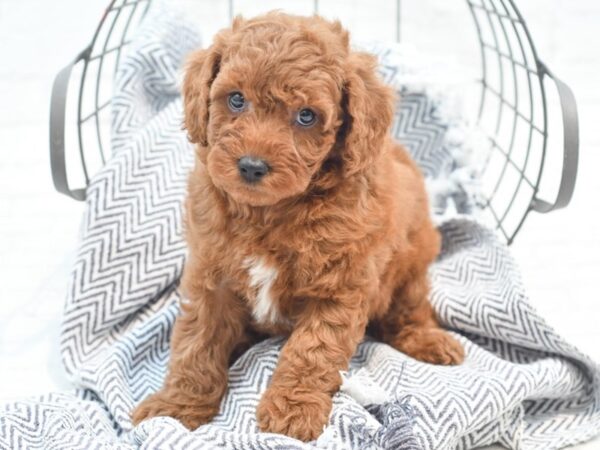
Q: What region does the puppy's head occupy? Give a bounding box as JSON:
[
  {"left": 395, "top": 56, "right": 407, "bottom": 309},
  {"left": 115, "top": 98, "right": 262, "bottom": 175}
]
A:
[{"left": 183, "top": 12, "right": 393, "bottom": 206}]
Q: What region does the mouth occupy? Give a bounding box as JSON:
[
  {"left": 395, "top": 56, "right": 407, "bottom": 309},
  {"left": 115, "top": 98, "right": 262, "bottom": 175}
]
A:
[
  {"left": 228, "top": 184, "right": 279, "bottom": 207},
  {"left": 210, "top": 165, "right": 274, "bottom": 204}
]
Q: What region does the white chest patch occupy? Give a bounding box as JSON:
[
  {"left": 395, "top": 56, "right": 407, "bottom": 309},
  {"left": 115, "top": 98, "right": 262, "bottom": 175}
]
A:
[{"left": 244, "top": 257, "right": 280, "bottom": 324}]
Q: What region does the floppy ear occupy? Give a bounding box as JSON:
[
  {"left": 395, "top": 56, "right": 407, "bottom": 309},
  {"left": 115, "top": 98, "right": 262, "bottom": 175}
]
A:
[
  {"left": 341, "top": 52, "right": 395, "bottom": 177},
  {"left": 182, "top": 43, "right": 223, "bottom": 148}
]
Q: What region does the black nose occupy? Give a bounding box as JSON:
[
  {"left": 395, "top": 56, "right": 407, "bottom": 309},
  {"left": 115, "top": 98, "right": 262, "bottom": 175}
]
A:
[{"left": 238, "top": 156, "right": 269, "bottom": 183}]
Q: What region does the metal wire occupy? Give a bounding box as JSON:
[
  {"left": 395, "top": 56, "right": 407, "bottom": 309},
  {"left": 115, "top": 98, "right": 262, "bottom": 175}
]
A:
[
  {"left": 466, "top": 0, "right": 549, "bottom": 243},
  {"left": 75, "top": 0, "right": 150, "bottom": 185},
  {"left": 495, "top": 0, "right": 536, "bottom": 227},
  {"left": 480, "top": 0, "right": 521, "bottom": 215},
  {"left": 64, "top": 0, "right": 563, "bottom": 245},
  {"left": 93, "top": 1, "right": 125, "bottom": 165},
  {"left": 396, "top": 0, "right": 401, "bottom": 42}
]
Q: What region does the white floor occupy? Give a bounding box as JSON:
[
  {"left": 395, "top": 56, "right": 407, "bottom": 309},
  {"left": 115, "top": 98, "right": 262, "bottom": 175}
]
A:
[{"left": 0, "top": 0, "right": 599, "bottom": 448}]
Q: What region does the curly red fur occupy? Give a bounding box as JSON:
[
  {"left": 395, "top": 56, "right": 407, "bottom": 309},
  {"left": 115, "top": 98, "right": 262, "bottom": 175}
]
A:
[{"left": 132, "top": 12, "right": 464, "bottom": 441}]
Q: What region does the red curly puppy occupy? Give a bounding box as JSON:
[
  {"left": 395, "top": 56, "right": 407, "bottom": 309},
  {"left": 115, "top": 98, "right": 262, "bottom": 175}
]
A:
[{"left": 132, "top": 12, "right": 464, "bottom": 441}]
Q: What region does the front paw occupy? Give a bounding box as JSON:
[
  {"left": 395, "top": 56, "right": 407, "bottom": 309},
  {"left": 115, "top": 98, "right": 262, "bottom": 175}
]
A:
[
  {"left": 132, "top": 390, "right": 219, "bottom": 430},
  {"left": 256, "top": 385, "right": 331, "bottom": 441},
  {"left": 393, "top": 327, "right": 465, "bottom": 365}
]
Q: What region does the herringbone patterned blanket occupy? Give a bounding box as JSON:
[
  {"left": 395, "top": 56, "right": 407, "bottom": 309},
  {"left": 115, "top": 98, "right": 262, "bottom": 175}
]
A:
[{"left": 1, "top": 5, "right": 599, "bottom": 449}]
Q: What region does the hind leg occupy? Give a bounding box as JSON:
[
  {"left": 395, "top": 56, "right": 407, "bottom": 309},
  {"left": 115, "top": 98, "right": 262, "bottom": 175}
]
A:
[
  {"left": 377, "top": 222, "right": 464, "bottom": 365},
  {"left": 380, "top": 270, "right": 464, "bottom": 365}
]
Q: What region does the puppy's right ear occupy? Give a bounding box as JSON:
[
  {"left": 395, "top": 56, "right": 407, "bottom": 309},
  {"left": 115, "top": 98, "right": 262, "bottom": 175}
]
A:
[{"left": 182, "top": 44, "right": 223, "bottom": 148}]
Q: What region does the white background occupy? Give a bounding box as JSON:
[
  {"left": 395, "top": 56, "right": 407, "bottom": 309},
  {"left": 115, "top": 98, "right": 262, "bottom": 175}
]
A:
[{"left": 0, "top": 0, "right": 598, "bottom": 448}]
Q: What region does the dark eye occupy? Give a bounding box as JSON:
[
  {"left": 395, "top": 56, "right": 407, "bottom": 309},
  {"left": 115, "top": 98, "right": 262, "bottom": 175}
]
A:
[
  {"left": 296, "top": 108, "right": 317, "bottom": 127},
  {"left": 228, "top": 92, "right": 245, "bottom": 112}
]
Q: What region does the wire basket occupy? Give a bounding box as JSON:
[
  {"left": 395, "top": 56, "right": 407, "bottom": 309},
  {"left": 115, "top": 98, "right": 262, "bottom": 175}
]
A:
[{"left": 49, "top": 0, "right": 579, "bottom": 245}]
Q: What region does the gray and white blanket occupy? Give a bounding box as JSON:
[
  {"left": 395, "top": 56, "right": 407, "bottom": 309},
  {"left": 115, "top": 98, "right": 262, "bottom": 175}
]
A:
[{"left": 2, "top": 6, "right": 599, "bottom": 450}]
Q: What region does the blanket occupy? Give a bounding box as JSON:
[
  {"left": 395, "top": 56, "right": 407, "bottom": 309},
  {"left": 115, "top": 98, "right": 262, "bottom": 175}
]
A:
[{"left": 2, "top": 5, "right": 599, "bottom": 450}]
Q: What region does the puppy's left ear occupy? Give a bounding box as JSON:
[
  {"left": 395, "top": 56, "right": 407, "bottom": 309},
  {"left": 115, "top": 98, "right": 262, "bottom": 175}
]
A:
[
  {"left": 183, "top": 36, "right": 228, "bottom": 150},
  {"left": 341, "top": 52, "right": 394, "bottom": 177}
]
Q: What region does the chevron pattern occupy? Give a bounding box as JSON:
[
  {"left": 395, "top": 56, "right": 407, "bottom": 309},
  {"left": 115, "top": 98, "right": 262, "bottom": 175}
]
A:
[{"left": 1, "top": 5, "right": 599, "bottom": 450}]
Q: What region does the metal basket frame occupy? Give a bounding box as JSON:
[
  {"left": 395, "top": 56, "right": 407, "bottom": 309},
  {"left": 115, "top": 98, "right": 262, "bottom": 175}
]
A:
[{"left": 49, "top": 0, "right": 579, "bottom": 245}]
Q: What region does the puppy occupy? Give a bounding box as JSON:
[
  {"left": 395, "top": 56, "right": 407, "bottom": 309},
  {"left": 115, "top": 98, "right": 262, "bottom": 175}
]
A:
[{"left": 132, "top": 12, "right": 464, "bottom": 441}]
